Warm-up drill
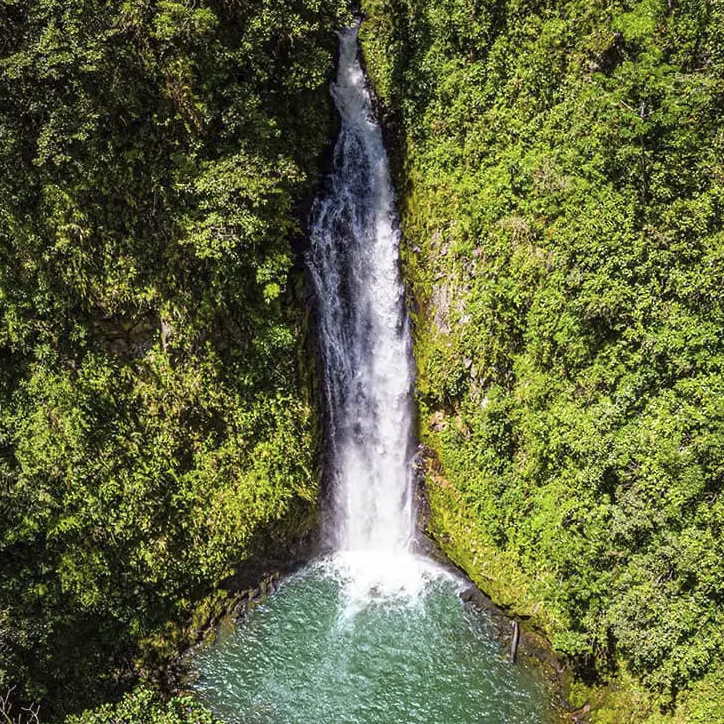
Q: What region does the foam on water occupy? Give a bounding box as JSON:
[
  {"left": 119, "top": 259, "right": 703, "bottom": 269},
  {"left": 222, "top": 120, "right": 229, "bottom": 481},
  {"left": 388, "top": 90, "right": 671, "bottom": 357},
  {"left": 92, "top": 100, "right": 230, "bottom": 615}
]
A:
[{"left": 322, "top": 551, "right": 462, "bottom": 616}]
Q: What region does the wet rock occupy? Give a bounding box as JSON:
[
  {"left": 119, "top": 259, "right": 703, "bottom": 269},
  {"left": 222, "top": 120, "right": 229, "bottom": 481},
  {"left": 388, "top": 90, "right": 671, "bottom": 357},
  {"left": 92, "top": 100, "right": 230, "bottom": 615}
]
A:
[{"left": 571, "top": 702, "right": 591, "bottom": 723}]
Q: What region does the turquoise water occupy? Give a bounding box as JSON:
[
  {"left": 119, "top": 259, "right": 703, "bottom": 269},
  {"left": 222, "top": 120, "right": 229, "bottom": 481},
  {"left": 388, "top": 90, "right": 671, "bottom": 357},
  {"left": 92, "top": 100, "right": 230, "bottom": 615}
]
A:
[{"left": 191, "top": 555, "right": 553, "bottom": 724}]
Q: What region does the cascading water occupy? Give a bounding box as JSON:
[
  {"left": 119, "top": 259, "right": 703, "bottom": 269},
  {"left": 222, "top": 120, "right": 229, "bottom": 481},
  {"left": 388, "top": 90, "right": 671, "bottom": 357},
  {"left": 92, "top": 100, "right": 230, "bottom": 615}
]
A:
[
  {"left": 190, "top": 26, "right": 554, "bottom": 724},
  {"left": 308, "top": 25, "right": 414, "bottom": 558}
]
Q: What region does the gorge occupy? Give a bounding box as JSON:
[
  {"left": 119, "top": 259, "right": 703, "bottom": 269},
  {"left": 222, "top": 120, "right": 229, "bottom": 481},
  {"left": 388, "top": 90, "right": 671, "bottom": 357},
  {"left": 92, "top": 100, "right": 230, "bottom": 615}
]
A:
[
  {"left": 1, "top": 1, "right": 723, "bottom": 722},
  {"left": 190, "top": 25, "right": 553, "bottom": 723}
]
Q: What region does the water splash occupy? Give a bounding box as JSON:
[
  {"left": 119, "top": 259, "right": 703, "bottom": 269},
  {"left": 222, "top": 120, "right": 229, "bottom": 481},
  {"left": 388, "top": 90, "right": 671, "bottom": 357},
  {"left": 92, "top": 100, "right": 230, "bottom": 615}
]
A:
[
  {"left": 326, "top": 551, "right": 462, "bottom": 615},
  {"left": 308, "top": 25, "right": 415, "bottom": 569}
]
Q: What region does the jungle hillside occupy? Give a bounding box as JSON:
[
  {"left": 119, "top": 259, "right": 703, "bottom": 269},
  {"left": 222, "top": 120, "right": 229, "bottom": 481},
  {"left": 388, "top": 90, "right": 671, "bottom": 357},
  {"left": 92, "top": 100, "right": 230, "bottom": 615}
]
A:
[
  {"left": 359, "top": 0, "right": 724, "bottom": 720},
  {"left": 0, "top": 0, "right": 348, "bottom": 718},
  {"left": 1, "top": 0, "right": 724, "bottom": 722}
]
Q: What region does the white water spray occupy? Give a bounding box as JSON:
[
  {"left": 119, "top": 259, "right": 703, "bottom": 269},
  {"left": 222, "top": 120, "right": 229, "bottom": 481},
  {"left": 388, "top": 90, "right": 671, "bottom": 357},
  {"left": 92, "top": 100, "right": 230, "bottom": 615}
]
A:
[{"left": 308, "top": 26, "right": 417, "bottom": 582}]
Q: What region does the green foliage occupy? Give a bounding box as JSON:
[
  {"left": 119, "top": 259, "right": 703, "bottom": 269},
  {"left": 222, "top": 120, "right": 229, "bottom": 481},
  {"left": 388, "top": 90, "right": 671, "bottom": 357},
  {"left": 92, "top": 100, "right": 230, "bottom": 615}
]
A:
[
  {"left": 63, "top": 687, "right": 216, "bottom": 724},
  {"left": 361, "top": 0, "right": 724, "bottom": 718},
  {"left": 0, "top": 0, "right": 349, "bottom": 717}
]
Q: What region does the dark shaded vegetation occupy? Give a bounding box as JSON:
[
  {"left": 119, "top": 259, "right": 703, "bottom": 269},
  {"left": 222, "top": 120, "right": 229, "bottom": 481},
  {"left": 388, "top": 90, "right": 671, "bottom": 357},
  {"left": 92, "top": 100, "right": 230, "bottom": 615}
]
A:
[
  {"left": 360, "top": 0, "right": 724, "bottom": 719},
  {"left": 0, "top": 0, "right": 348, "bottom": 718}
]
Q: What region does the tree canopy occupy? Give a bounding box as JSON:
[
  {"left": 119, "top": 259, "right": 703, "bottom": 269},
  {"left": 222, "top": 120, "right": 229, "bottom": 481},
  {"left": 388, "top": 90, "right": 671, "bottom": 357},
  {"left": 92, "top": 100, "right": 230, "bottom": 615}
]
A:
[
  {"left": 0, "top": 0, "right": 348, "bottom": 716},
  {"left": 360, "top": 0, "right": 724, "bottom": 719}
]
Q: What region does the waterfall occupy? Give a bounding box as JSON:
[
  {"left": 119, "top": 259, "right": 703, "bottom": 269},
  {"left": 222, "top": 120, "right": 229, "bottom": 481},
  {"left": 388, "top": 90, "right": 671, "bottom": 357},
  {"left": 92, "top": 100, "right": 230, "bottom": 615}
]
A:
[
  {"left": 308, "top": 25, "right": 415, "bottom": 560},
  {"left": 192, "top": 35, "right": 553, "bottom": 721},
  {"left": 191, "top": 27, "right": 552, "bottom": 724}
]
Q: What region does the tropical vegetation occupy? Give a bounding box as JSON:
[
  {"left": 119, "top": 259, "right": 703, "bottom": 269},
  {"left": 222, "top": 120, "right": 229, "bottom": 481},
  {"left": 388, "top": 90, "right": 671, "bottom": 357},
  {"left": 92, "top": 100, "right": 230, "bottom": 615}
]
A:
[
  {"left": 3, "top": 0, "right": 724, "bottom": 721},
  {"left": 0, "top": 0, "right": 348, "bottom": 718},
  {"left": 359, "top": 0, "right": 724, "bottom": 720}
]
